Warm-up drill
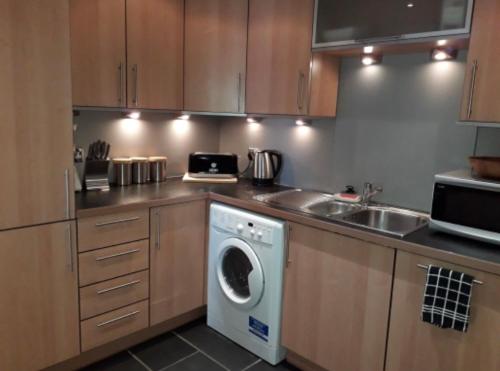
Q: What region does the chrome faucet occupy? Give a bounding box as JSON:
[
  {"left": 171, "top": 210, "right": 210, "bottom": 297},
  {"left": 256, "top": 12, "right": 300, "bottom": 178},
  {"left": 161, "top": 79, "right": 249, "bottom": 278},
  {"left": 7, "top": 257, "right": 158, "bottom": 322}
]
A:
[{"left": 362, "top": 182, "right": 383, "bottom": 206}]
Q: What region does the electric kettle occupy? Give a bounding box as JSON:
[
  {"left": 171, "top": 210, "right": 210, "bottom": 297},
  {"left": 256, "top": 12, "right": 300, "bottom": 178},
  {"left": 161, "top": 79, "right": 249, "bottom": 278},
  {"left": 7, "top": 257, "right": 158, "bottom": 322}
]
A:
[{"left": 250, "top": 149, "right": 283, "bottom": 186}]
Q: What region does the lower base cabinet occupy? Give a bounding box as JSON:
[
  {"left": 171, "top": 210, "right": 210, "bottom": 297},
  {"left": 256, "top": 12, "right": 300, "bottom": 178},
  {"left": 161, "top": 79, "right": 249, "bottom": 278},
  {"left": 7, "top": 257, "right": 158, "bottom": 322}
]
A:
[
  {"left": 150, "top": 200, "right": 207, "bottom": 325},
  {"left": 0, "top": 222, "right": 80, "bottom": 371},
  {"left": 281, "top": 223, "right": 394, "bottom": 371},
  {"left": 386, "top": 251, "right": 500, "bottom": 371}
]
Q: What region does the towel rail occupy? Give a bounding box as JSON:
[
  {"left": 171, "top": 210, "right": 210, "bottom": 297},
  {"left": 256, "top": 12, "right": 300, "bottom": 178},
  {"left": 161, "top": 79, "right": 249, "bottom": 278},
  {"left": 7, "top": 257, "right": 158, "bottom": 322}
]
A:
[{"left": 417, "top": 264, "right": 484, "bottom": 285}]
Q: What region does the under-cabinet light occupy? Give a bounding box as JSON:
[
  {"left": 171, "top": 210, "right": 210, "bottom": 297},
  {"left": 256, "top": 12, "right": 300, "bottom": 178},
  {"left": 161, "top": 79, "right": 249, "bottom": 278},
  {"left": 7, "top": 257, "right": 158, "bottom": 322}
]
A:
[
  {"left": 361, "top": 54, "right": 382, "bottom": 66},
  {"left": 431, "top": 48, "right": 458, "bottom": 61}
]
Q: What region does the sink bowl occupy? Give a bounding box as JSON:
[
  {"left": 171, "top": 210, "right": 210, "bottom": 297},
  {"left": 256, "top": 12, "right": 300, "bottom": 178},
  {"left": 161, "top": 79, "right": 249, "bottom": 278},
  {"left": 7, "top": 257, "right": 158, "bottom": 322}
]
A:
[
  {"left": 305, "top": 200, "right": 362, "bottom": 217},
  {"left": 341, "top": 207, "right": 428, "bottom": 237}
]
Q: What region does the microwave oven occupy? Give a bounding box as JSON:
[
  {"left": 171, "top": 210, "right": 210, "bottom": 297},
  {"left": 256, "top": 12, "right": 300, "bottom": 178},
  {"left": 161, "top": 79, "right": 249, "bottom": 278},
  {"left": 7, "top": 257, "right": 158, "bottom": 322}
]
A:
[{"left": 430, "top": 169, "right": 500, "bottom": 245}]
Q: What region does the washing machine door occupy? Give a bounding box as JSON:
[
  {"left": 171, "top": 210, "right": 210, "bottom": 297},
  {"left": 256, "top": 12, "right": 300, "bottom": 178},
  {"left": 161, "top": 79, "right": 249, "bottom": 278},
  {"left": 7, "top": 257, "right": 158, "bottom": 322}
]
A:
[{"left": 216, "top": 237, "right": 265, "bottom": 310}]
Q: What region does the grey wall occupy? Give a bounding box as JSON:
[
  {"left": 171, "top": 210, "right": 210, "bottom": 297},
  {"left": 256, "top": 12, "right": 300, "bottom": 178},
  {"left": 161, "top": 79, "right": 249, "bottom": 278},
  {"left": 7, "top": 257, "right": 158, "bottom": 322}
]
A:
[
  {"left": 74, "top": 111, "right": 221, "bottom": 176},
  {"left": 220, "top": 51, "right": 500, "bottom": 212}
]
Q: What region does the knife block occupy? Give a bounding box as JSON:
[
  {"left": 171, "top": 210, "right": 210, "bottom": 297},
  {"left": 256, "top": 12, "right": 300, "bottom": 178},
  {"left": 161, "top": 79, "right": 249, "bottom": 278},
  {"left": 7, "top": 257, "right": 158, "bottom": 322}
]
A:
[{"left": 84, "top": 160, "right": 110, "bottom": 191}]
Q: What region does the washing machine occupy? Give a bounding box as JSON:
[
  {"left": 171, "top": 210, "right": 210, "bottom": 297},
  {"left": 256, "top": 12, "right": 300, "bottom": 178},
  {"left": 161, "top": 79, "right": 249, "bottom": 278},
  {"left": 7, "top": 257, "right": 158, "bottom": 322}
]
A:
[{"left": 207, "top": 202, "right": 287, "bottom": 365}]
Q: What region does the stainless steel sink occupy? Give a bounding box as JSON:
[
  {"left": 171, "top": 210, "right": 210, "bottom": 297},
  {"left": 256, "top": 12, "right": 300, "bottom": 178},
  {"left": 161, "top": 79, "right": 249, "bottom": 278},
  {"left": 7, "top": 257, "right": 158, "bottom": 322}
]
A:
[
  {"left": 341, "top": 207, "right": 428, "bottom": 237},
  {"left": 304, "top": 200, "right": 362, "bottom": 217}
]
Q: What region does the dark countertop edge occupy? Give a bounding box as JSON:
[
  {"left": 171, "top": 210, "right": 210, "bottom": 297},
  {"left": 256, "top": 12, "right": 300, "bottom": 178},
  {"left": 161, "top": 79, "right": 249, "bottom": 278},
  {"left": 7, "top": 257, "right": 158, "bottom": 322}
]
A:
[{"left": 75, "top": 183, "right": 500, "bottom": 276}]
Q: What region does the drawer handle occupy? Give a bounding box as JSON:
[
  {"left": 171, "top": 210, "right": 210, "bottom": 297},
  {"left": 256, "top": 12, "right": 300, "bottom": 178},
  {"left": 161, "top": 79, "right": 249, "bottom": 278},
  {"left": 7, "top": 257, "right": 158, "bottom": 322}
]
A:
[
  {"left": 95, "top": 216, "right": 141, "bottom": 227},
  {"left": 417, "top": 264, "right": 484, "bottom": 285},
  {"left": 97, "top": 279, "right": 141, "bottom": 295},
  {"left": 96, "top": 310, "right": 140, "bottom": 328},
  {"left": 95, "top": 249, "right": 140, "bottom": 262}
]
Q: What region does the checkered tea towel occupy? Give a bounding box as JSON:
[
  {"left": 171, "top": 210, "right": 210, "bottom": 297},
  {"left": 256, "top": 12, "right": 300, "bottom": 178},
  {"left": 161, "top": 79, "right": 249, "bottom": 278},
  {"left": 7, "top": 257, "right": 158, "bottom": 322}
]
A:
[{"left": 421, "top": 265, "right": 474, "bottom": 332}]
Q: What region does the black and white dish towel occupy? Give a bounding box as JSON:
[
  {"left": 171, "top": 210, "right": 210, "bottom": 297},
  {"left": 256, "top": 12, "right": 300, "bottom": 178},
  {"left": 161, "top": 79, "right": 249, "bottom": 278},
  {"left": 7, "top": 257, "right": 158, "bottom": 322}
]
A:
[{"left": 421, "top": 265, "right": 474, "bottom": 332}]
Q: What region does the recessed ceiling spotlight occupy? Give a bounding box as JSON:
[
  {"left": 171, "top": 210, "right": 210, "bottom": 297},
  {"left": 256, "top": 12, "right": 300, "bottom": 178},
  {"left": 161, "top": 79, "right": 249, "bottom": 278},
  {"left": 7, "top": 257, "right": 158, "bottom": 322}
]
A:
[
  {"left": 437, "top": 39, "right": 447, "bottom": 46},
  {"left": 123, "top": 111, "right": 141, "bottom": 120},
  {"left": 246, "top": 117, "right": 263, "bottom": 124},
  {"left": 177, "top": 114, "right": 191, "bottom": 120},
  {"left": 363, "top": 45, "right": 374, "bottom": 54},
  {"left": 406, "top": 2, "right": 414, "bottom": 8},
  {"left": 295, "top": 119, "right": 311, "bottom": 126},
  {"left": 361, "top": 54, "right": 382, "bottom": 66},
  {"left": 431, "top": 47, "right": 458, "bottom": 61}
]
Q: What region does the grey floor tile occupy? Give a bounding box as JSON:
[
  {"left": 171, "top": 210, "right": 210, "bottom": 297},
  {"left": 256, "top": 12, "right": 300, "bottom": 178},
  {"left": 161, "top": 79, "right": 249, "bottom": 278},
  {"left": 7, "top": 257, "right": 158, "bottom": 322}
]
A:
[
  {"left": 80, "top": 352, "right": 145, "bottom": 371},
  {"left": 164, "top": 352, "right": 225, "bottom": 371},
  {"left": 130, "top": 332, "right": 197, "bottom": 370},
  {"left": 246, "top": 360, "right": 301, "bottom": 371},
  {"left": 175, "top": 321, "right": 259, "bottom": 371}
]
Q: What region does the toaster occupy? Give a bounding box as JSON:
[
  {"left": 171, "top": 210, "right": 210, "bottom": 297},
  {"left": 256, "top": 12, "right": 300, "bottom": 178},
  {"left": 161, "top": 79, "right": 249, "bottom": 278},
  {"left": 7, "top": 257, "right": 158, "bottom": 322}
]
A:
[{"left": 188, "top": 152, "right": 239, "bottom": 178}]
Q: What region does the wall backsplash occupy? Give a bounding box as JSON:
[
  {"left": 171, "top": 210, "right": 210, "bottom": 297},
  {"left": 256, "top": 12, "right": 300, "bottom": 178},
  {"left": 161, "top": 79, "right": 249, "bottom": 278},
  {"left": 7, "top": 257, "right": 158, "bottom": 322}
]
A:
[{"left": 74, "top": 111, "right": 221, "bottom": 178}]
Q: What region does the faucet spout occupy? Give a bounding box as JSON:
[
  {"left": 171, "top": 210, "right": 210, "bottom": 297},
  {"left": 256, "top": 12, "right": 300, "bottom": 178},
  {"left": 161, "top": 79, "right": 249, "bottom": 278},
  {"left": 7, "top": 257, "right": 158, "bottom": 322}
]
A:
[{"left": 362, "top": 182, "right": 383, "bottom": 206}]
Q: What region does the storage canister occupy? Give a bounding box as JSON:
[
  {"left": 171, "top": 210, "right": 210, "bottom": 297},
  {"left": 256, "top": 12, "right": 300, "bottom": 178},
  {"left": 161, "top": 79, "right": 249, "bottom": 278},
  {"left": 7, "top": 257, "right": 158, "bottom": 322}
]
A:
[
  {"left": 131, "top": 157, "right": 150, "bottom": 184},
  {"left": 149, "top": 156, "right": 168, "bottom": 183},
  {"left": 112, "top": 158, "right": 132, "bottom": 186}
]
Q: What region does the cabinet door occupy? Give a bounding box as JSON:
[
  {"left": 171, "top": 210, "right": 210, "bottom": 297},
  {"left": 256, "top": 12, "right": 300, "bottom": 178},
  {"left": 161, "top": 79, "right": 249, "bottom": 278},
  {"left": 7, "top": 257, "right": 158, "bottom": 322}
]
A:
[
  {"left": 246, "top": 0, "right": 314, "bottom": 115},
  {"left": 185, "top": 0, "right": 248, "bottom": 113},
  {"left": 460, "top": 0, "right": 500, "bottom": 122},
  {"left": 70, "top": 0, "right": 126, "bottom": 107},
  {"left": 127, "top": 0, "right": 184, "bottom": 110},
  {"left": 0, "top": 0, "right": 74, "bottom": 230},
  {"left": 282, "top": 223, "right": 394, "bottom": 371},
  {"left": 386, "top": 251, "right": 500, "bottom": 371},
  {"left": 0, "top": 222, "right": 79, "bottom": 371},
  {"left": 150, "top": 200, "right": 207, "bottom": 325}
]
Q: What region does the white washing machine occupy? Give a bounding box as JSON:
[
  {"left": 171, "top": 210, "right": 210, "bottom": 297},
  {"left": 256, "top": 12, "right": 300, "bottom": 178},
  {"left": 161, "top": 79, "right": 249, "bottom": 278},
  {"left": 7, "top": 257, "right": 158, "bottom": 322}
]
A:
[{"left": 207, "top": 202, "right": 287, "bottom": 365}]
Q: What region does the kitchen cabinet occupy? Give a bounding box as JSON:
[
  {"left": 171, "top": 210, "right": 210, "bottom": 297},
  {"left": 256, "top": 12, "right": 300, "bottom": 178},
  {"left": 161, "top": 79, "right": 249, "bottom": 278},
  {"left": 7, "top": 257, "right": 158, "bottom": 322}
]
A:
[
  {"left": 459, "top": 0, "right": 500, "bottom": 123},
  {"left": 0, "top": 0, "right": 74, "bottom": 230},
  {"left": 281, "top": 223, "right": 394, "bottom": 371},
  {"left": 0, "top": 222, "right": 79, "bottom": 371},
  {"left": 150, "top": 200, "right": 207, "bottom": 325},
  {"left": 70, "top": 0, "right": 127, "bottom": 108},
  {"left": 126, "top": 0, "right": 184, "bottom": 110},
  {"left": 184, "top": 0, "right": 248, "bottom": 113},
  {"left": 70, "top": 0, "right": 183, "bottom": 110},
  {"left": 246, "top": 0, "right": 315, "bottom": 116},
  {"left": 386, "top": 251, "right": 500, "bottom": 371}
]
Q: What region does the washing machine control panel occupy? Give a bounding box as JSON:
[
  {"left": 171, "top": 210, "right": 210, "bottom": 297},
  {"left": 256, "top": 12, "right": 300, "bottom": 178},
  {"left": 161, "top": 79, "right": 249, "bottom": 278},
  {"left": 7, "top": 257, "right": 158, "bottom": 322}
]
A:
[{"left": 214, "top": 211, "right": 274, "bottom": 244}]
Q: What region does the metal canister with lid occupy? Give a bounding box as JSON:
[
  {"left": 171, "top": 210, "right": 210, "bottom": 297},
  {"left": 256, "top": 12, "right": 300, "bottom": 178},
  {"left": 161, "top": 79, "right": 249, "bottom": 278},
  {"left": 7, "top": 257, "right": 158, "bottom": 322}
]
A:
[
  {"left": 149, "top": 156, "right": 168, "bottom": 183},
  {"left": 131, "top": 157, "right": 150, "bottom": 184},
  {"left": 112, "top": 158, "right": 132, "bottom": 186}
]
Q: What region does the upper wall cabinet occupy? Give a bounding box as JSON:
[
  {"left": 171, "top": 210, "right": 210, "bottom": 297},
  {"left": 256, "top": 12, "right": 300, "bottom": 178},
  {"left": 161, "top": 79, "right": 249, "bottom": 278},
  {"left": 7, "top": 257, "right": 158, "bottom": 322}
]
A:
[
  {"left": 185, "top": 0, "right": 248, "bottom": 114},
  {"left": 459, "top": 0, "right": 500, "bottom": 123},
  {"left": 246, "top": 0, "right": 315, "bottom": 116},
  {"left": 0, "top": 0, "right": 74, "bottom": 230},
  {"left": 70, "top": 0, "right": 126, "bottom": 108},
  {"left": 313, "top": 0, "right": 473, "bottom": 49},
  {"left": 70, "top": 0, "right": 183, "bottom": 110}
]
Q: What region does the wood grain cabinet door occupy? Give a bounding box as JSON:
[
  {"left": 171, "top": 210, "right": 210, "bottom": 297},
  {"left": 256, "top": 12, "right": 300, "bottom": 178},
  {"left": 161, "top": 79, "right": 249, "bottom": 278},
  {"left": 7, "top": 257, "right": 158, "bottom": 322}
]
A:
[
  {"left": 460, "top": 0, "right": 500, "bottom": 122},
  {"left": 126, "top": 0, "right": 184, "bottom": 110},
  {"left": 0, "top": 222, "right": 79, "bottom": 371},
  {"left": 70, "top": 0, "right": 126, "bottom": 108},
  {"left": 150, "top": 200, "right": 207, "bottom": 325},
  {"left": 0, "top": 0, "right": 74, "bottom": 230},
  {"left": 185, "top": 0, "right": 248, "bottom": 113},
  {"left": 281, "top": 223, "right": 394, "bottom": 371},
  {"left": 246, "top": 0, "right": 314, "bottom": 116},
  {"left": 386, "top": 251, "right": 500, "bottom": 371}
]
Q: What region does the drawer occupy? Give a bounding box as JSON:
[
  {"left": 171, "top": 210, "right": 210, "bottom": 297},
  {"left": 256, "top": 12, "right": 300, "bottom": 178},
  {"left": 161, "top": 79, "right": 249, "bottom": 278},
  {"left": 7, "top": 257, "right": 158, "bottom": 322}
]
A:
[
  {"left": 81, "top": 300, "right": 149, "bottom": 352},
  {"left": 79, "top": 240, "right": 149, "bottom": 286},
  {"left": 78, "top": 209, "right": 149, "bottom": 252},
  {"left": 80, "top": 270, "right": 149, "bottom": 320}
]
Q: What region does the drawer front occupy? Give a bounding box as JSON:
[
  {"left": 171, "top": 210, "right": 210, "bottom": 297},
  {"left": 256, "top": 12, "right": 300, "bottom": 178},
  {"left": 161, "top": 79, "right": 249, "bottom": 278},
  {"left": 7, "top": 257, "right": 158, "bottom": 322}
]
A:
[
  {"left": 81, "top": 300, "right": 149, "bottom": 352},
  {"left": 80, "top": 270, "right": 149, "bottom": 320},
  {"left": 78, "top": 209, "right": 149, "bottom": 252},
  {"left": 79, "top": 240, "right": 149, "bottom": 286}
]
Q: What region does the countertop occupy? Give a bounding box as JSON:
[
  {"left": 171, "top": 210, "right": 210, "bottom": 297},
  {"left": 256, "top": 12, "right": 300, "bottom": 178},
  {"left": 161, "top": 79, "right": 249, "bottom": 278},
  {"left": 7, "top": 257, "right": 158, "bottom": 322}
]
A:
[{"left": 76, "top": 178, "right": 500, "bottom": 275}]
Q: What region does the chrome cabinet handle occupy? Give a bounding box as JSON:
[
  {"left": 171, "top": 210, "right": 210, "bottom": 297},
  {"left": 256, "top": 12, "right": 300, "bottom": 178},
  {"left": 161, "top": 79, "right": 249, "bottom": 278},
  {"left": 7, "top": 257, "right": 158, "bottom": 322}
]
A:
[
  {"left": 97, "top": 279, "right": 141, "bottom": 295},
  {"left": 64, "top": 168, "right": 70, "bottom": 219},
  {"left": 95, "top": 216, "right": 140, "bottom": 227},
  {"left": 66, "top": 224, "right": 74, "bottom": 272},
  {"left": 237, "top": 73, "right": 242, "bottom": 113},
  {"left": 95, "top": 249, "right": 140, "bottom": 262},
  {"left": 417, "top": 264, "right": 484, "bottom": 285},
  {"left": 96, "top": 310, "right": 140, "bottom": 327},
  {"left": 132, "top": 64, "right": 139, "bottom": 106},
  {"left": 297, "top": 72, "right": 305, "bottom": 112},
  {"left": 467, "top": 60, "right": 478, "bottom": 119},
  {"left": 118, "top": 62, "right": 124, "bottom": 105},
  {"left": 285, "top": 223, "right": 291, "bottom": 267},
  {"left": 155, "top": 210, "right": 161, "bottom": 250}
]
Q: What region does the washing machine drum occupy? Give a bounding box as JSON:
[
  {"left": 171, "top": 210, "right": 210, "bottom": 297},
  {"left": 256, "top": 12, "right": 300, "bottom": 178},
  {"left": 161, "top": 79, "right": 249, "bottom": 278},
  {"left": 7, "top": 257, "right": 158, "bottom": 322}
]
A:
[{"left": 216, "top": 238, "right": 265, "bottom": 310}]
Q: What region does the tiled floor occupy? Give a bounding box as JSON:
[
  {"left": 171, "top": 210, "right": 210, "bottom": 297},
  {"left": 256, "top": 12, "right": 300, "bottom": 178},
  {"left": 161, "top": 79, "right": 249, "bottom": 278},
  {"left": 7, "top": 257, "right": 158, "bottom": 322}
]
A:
[{"left": 82, "top": 319, "right": 300, "bottom": 371}]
